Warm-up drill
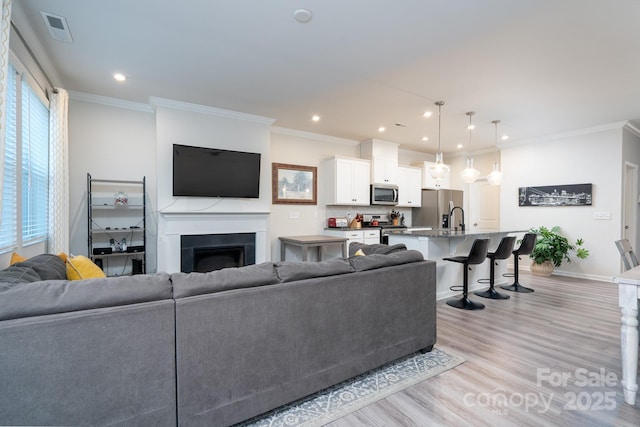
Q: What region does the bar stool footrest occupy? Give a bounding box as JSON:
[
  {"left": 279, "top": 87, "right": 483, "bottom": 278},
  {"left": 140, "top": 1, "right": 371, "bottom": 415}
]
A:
[{"left": 449, "top": 285, "right": 464, "bottom": 292}]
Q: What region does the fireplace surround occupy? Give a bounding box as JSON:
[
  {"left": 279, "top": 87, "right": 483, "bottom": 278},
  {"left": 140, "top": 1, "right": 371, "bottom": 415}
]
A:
[
  {"left": 180, "top": 233, "right": 256, "bottom": 273},
  {"left": 157, "top": 212, "right": 269, "bottom": 273}
]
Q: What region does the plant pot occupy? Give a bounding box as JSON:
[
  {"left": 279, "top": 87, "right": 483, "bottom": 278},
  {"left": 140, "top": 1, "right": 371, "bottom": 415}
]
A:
[{"left": 531, "top": 260, "right": 554, "bottom": 277}]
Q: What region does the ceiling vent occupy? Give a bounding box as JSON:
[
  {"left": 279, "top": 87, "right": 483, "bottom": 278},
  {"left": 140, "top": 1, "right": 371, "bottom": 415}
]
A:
[{"left": 40, "top": 11, "right": 73, "bottom": 43}]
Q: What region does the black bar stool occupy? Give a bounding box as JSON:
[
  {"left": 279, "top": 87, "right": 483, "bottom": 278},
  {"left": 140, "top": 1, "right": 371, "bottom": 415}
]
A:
[
  {"left": 475, "top": 236, "right": 516, "bottom": 300},
  {"left": 444, "top": 238, "right": 489, "bottom": 310},
  {"left": 500, "top": 232, "right": 537, "bottom": 293}
]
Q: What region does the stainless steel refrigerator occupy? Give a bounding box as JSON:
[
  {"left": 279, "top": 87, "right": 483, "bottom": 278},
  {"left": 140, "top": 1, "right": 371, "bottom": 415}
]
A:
[{"left": 411, "top": 189, "right": 463, "bottom": 229}]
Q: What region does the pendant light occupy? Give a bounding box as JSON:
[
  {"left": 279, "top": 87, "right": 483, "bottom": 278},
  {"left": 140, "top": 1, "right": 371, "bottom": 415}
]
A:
[
  {"left": 487, "top": 120, "right": 503, "bottom": 186},
  {"left": 429, "top": 101, "right": 450, "bottom": 180},
  {"left": 460, "top": 111, "right": 480, "bottom": 184}
]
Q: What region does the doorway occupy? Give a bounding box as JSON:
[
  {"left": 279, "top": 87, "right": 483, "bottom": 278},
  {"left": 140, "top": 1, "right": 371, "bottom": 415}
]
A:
[
  {"left": 623, "top": 162, "right": 638, "bottom": 250},
  {"left": 469, "top": 180, "right": 500, "bottom": 231}
]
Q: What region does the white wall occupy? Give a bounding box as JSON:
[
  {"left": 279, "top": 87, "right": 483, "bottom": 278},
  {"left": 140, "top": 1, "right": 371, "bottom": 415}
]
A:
[
  {"left": 500, "top": 125, "right": 624, "bottom": 279},
  {"left": 68, "top": 97, "right": 157, "bottom": 270}
]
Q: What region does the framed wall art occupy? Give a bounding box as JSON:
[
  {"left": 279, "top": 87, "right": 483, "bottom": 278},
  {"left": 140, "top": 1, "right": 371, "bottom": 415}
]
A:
[
  {"left": 518, "top": 183, "right": 592, "bottom": 206},
  {"left": 272, "top": 163, "right": 317, "bottom": 205}
]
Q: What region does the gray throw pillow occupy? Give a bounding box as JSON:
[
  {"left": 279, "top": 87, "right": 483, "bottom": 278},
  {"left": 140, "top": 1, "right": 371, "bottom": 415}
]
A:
[
  {"left": 348, "top": 242, "right": 407, "bottom": 256},
  {"left": 14, "top": 254, "right": 67, "bottom": 280},
  {"left": 0, "top": 265, "right": 41, "bottom": 284}
]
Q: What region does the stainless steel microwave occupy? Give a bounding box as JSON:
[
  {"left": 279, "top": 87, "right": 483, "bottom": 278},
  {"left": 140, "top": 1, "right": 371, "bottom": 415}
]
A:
[{"left": 370, "top": 184, "right": 399, "bottom": 205}]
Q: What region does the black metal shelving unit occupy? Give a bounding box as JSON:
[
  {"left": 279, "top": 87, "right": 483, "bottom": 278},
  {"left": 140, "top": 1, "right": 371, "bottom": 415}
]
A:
[{"left": 87, "top": 173, "right": 146, "bottom": 276}]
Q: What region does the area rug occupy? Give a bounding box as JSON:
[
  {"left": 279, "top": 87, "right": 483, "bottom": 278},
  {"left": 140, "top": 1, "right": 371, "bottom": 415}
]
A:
[{"left": 236, "top": 346, "right": 464, "bottom": 427}]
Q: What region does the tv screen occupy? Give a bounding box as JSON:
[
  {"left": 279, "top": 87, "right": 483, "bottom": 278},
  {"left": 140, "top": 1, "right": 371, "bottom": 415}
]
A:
[{"left": 173, "top": 144, "right": 261, "bottom": 198}]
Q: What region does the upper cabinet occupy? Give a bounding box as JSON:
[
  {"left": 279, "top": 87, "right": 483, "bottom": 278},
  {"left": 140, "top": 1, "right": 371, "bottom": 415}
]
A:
[
  {"left": 360, "top": 139, "right": 398, "bottom": 184},
  {"left": 397, "top": 166, "right": 422, "bottom": 207},
  {"left": 320, "top": 157, "right": 371, "bottom": 206}
]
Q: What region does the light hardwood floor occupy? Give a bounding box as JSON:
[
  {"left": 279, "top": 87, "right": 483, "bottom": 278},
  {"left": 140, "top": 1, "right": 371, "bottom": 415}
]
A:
[{"left": 327, "top": 271, "right": 640, "bottom": 426}]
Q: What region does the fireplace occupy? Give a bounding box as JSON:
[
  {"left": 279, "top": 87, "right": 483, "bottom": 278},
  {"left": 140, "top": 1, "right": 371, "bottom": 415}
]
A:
[{"left": 181, "top": 233, "right": 256, "bottom": 273}]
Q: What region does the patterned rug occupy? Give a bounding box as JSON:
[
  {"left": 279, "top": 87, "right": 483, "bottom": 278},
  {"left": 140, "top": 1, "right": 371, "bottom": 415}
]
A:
[{"left": 236, "top": 346, "right": 464, "bottom": 427}]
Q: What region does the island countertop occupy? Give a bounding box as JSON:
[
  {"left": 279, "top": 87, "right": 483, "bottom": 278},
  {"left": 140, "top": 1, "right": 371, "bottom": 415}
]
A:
[{"left": 386, "top": 228, "right": 527, "bottom": 238}]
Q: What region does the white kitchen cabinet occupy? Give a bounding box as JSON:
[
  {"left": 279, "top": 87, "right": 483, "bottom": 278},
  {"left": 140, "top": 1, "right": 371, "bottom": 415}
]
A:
[
  {"left": 361, "top": 139, "right": 399, "bottom": 184},
  {"left": 320, "top": 157, "right": 370, "bottom": 206},
  {"left": 324, "top": 228, "right": 381, "bottom": 249},
  {"left": 397, "top": 166, "right": 422, "bottom": 207},
  {"left": 417, "top": 161, "right": 451, "bottom": 190},
  {"left": 371, "top": 157, "right": 398, "bottom": 184}
]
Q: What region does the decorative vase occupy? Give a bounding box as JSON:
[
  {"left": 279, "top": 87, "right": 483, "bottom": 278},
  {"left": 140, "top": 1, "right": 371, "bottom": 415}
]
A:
[{"left": 531, "top": 260, "right": 554, "bottom": 277}]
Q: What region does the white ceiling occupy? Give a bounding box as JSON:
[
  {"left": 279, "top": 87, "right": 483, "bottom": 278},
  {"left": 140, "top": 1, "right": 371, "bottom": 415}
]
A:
[{"left": 12, "top": 0, "right": 640, "bottom": 154}]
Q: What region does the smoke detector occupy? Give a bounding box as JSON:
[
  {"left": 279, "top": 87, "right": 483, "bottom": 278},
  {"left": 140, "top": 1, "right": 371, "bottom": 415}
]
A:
[
  {"left": 293, "top": 9, "right": 312, "bottom": 23},
  {"left": 40, "top": 11, "right": 73, "bottom": 43}
]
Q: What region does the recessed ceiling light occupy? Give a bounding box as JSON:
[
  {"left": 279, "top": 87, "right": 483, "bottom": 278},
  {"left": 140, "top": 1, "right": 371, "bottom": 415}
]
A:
[
  {"left": 378, "top": 126, "right": 386, "bottom": 132},
  {"left": 113, "top": 73, "right": 126, "bottom": 82},
  {"left": 457, "top": 144, "right": 464, "bottom": 149},
  {"left": 422, "top": 136, "right": 429, "bottom": 142},
  {"left": 501, "top": 135, "right": 509, "bottom": 140},
  {"left": 423, "top": 111, "right": 433, "bottom": 118},
  {"left": 312, "top": 115, "right": 320, "bottom": 122}
]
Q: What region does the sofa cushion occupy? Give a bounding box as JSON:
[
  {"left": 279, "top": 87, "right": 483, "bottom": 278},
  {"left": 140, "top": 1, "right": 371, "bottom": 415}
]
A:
[
  {"left": 0, "top": 273, "right": 173, "bottom": 321},
  {"left": 13, "top": 254, "right": 67, "bottom": 281},
  {"left": 172, "top": 262, "right": 279, "bottom": 299},
  {"left": 348, "top": 249, "right": 424, "bottom": 272},
  {"left": 0, "top": 265, "right": 42, "bottom": 284},
  {"left": 348, "top": 242, "right": 407, "bottom": 256},
  {"left": 275, "top": 258, "right": 354, "bottom": 283}
]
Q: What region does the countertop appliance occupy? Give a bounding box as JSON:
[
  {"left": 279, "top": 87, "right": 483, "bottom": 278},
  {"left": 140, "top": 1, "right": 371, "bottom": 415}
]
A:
[
  {"left": 362, "top": 213, "right": 407, "bottom": 244},
  {"left": 412, "top": 189, "right": 463, "bottom": 229},
  {"left": 370, "top": 184, "right": 398, "bottom": 206}
]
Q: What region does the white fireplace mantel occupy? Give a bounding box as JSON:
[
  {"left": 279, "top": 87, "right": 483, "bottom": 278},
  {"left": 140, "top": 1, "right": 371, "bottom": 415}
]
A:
[{"left": 157, "top": 211, "right": 270, "bottom": 273}]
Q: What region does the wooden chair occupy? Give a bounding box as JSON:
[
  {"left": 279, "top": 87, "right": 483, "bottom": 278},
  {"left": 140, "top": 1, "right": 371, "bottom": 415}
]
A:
[{"left": 615, "top": 239, "right": 639, "bottom": 271}]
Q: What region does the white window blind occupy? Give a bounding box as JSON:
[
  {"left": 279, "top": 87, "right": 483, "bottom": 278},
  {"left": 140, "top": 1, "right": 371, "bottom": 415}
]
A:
[
  {"left": 0, "top": 61, "right": 50, "bottom": 252},
  {"left": 0, "top": 64, "right": 18, "bottom": 249},
  {"left": 21, "top": 79, "right": 49, "bottom": 243}
]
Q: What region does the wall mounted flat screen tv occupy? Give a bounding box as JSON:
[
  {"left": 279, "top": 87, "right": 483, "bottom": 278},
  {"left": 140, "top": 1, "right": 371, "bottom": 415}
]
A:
[{"left": 173, "top": 144, "right": 261, "bottom": 198}]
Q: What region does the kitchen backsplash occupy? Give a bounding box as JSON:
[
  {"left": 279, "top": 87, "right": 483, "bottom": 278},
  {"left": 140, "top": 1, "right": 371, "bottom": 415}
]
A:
[{"left": 325, "top": 206, "right": 413, "bottom": 225}]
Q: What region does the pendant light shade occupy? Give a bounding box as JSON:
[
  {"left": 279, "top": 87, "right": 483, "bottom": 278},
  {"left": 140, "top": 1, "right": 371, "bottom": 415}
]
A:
[
  {"left": 487, "top": 120, "right": 503, "bottom": 186},
  {"left": 460, "top": 111, "right": 480, "bottom": 184},
  {"left": 429, "top": 101, "right": 450, "bottom": 180}
]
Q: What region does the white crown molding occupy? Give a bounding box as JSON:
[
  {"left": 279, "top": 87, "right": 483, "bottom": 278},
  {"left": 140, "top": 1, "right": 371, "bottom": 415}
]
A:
[
  {"left": 68, "top": 90, "right": 154, "bottom": 113},
  {"left": 501, "top": 121, "right": 628, "bottom": 149},
  {"left": 149, "top": 97, "right": 275, "bottom": 125},
  {"left": 623, "top": 121, "right": 640, "bottom": 138},
  {"left": 271, "top": 126, "right": 360, "bottom": 146}
]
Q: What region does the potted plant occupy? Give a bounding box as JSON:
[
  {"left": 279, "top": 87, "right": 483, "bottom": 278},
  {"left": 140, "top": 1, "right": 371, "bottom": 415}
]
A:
[{"left": 529, "top": 226, "right": 589, "bottom": 276}]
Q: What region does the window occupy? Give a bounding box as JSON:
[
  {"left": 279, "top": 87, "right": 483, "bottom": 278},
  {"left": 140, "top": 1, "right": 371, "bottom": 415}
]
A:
[{"left": 0, "top": 62, "right": 50, "bottom": 252}]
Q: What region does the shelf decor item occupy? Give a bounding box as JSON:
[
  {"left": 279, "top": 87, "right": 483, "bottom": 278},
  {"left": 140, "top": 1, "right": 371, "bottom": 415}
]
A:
[
  {"left": 114, "top": 191, "right": 128, "bottom": 206},
  {"left": 529, "top": 226, "right": 589, "bottom": 276}
]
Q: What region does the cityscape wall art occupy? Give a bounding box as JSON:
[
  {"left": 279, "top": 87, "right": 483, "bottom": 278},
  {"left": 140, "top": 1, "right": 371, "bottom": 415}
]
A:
[{"left": 518, "top": 183, "right": 592, "bottom": 207}]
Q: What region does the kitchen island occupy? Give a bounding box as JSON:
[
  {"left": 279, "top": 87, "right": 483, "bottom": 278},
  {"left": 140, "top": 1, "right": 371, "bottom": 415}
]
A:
[{"left": 388, "top": 229, "right": 528, "bottom": 300}]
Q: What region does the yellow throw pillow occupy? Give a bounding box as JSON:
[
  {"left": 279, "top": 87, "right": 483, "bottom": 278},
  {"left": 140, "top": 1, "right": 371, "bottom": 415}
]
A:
[
  {"left": 10, "top": 252, "right": 27, "bottom": 265},
  {"left": 354, "top": 248, "right": 366, "bottom": 256},
  {"left": 66, "top": 255, "right": 106, "bottom": 280}
]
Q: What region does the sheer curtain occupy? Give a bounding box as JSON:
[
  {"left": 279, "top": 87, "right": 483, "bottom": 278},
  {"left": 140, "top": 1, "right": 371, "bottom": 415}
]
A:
[
  {"left": 48, "top": 88, "right": 69, "bottom": 254},
  {"left": 0, "top": 0, "right": 13, "bottom": 224}
]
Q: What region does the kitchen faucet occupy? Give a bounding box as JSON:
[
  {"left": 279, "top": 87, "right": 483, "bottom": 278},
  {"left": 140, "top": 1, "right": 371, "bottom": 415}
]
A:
[{"left": 449, "top": 206, "right": 465, "bottom": 231}]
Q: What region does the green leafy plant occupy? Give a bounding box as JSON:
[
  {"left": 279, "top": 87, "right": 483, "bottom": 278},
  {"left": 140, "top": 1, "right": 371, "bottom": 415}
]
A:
[{"left": 530, "top": 226, "right": 589, "bottom": 267}]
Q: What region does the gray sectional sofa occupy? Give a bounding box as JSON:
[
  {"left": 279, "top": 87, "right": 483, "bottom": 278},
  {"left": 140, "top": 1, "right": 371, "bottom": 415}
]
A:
[{"left": 0, "top": 248, "right": 436, "bottom": 426}]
